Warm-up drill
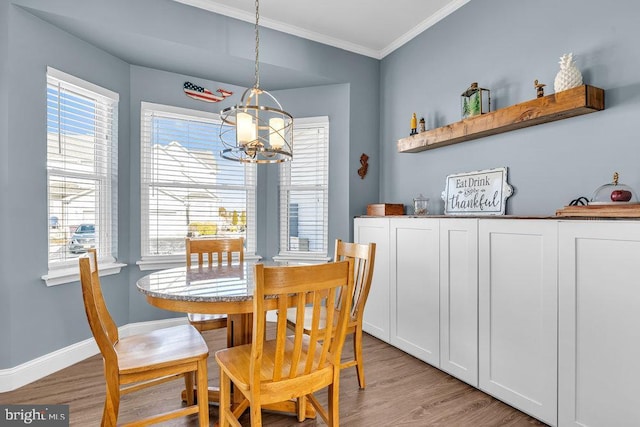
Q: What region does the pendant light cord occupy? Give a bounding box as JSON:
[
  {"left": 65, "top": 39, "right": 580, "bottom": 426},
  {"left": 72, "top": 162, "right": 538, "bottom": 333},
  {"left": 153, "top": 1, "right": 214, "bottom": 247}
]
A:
[{"left": 254, "top": 0, "right": 260, "bottom": 89}]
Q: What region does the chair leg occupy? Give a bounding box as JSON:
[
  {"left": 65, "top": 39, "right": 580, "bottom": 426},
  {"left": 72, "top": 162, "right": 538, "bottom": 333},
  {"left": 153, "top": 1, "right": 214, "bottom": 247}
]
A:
[
  {"left": 184, "top": 371, "right": 194, "bottom": 406},
  {"left": 196, "top": 359, "right": 209, "bottom": 427},
  {"left": 226, "top": 318, "right": 233, "bottom": 348},
  {"left": 101, "top": 401, "right": 112, "bottom": 427},
  {"left": 249, "top": 394, "right": 262, "bottom": 427},
  {"left": 102, "top": 383, "right": 119, "bottom": 427},
  {"left": 296, "top": 396, "right": 306, "bottom": 422},
  {"left": 219, "top": 368, "right": 230, "bottom": 427},
  {"left": 328, "top": 375, "right": 340, "bottom": 427},
  {"left": 354, "top": 328, "right": 366, "bottom": 389}
]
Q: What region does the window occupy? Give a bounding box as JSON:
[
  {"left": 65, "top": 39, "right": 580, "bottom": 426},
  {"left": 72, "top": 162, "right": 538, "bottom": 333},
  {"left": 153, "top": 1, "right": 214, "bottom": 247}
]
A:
[
  {"left": 46, "top": 67, "right": 119, "bottom": 280},
  {"left": 139, "top": 102, "right": 256, "bottom": 268},
  {"left": 277, "top": 117, "right": 329, "bottom": 260}
]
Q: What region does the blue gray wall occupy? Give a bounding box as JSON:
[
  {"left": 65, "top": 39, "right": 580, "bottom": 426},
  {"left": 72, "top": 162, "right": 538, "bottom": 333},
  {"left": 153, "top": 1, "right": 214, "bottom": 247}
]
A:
[
  {"left": 0, "top": 0, "right": 11, "bottom": 367},
  {"left": 1, "top": 3, "right": 132, "bottom": 368},
  {"left": 0, "top": 0, "right": 379, "bottom": 370},
  {"left": 381, "top": 0, "right": 640, "bottom": 215}
]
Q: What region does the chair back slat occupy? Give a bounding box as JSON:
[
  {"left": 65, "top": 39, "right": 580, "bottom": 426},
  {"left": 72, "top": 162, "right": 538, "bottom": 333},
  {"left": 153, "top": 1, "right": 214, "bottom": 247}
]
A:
[
  {"left": 318, "top": 286, "right": 338, "bottom": 367},
  {"left": 272, "top": 297, "right": 289, "bottom": 381},
  {"left": 253, "top": 260, "right": 353, "bottom": 385},
  {"left": 185, "top": 237, "right": 244, "bottom": 267},
  {"left": 334, "top": 239, "right": 376, "bottom": 323}
]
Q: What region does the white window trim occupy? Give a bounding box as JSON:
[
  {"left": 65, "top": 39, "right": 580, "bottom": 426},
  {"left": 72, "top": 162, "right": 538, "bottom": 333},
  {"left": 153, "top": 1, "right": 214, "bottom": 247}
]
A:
[
  {"left": 47, "top": 67, "right": 119, "bottom": 102},
  {"left": 138, "top": 102, "right": 258, "bottom": 269},
  {"left": 272, "top": 254, "right": 331, "bottom": 264},
  {"left": 42, "top": 257, "right": 127, "bottom": 287},
  {"left": 277, "top": 116, "right": 329, "bottom": 264},
  {"left": 44, "top": 67, "right": 120, "bottom": 285}
]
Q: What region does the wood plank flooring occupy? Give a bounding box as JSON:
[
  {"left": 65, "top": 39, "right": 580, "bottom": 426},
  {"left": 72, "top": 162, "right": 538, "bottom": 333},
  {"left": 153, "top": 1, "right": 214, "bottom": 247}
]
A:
[{"left": 0, "top": 328, "right": 547, "bottom": 426}]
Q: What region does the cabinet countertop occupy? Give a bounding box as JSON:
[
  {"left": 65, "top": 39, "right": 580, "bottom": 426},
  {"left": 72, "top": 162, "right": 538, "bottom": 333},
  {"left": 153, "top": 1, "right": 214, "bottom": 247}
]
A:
[{"left": 355, "top": 215, "right": 640, "bottom": 220}]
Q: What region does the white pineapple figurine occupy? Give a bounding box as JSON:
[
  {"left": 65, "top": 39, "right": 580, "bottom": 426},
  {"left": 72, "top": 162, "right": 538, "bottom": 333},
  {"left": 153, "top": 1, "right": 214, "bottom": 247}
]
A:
[{"left": 554, "top": 53, "right": 583, "bottom": 92}]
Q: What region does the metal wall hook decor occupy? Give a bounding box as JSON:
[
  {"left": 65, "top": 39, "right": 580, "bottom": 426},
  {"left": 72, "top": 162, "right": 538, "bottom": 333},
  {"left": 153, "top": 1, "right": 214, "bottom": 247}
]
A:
[{"left": 358, "top": 153, "right": 369, "bottom": 179}]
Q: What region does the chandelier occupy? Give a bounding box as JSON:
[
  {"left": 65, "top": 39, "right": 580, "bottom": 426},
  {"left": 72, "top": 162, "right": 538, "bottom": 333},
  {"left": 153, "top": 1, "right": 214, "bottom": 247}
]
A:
[{"left": 220, "top": 0, "right": 293, "bottom": 163}]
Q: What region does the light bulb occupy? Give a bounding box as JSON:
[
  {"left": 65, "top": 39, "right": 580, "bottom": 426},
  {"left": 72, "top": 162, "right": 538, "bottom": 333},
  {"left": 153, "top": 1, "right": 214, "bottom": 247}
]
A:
[
  {"left": 237, "top": 112, "right": 255, "bottom": 146},
  {"left": 269, "top": 117, "right": 285, "bottom": 150}
]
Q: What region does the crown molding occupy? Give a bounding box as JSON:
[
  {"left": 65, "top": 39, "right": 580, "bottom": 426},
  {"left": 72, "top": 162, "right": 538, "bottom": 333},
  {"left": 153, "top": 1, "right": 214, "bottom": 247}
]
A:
[
  {"left": 380, "top": 0, "right": 470, "bottom": 58},
  {"left": 173, "top": 0, "right": 470, "bottom": 60}
]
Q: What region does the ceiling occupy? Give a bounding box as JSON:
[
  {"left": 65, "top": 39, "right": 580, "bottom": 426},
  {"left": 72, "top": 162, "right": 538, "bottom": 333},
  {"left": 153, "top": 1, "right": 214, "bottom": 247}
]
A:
[{"left": 174, "top": 0, "right": 470, "bottom": 59}]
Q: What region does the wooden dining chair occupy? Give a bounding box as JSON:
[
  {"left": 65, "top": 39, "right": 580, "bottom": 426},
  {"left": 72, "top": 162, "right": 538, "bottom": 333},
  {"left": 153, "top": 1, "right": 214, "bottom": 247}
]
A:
[
  {"left": 78, "top": 249, "right": 209, "bottom": 427},
  {"left": 286, "top": 239, "right": 376, "bottom": 389},
  {"left": 215, "top": 259, "right": 354, "bottom": 427},
  {"left": 185, "top": 237, "right": 244, "bottom": 333}
]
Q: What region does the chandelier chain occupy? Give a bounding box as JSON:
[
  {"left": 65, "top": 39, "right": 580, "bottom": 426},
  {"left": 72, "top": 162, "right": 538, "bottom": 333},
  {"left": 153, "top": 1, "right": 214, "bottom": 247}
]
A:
[{"left": 254, "top": 0, "right": 260, "bottom": 89}]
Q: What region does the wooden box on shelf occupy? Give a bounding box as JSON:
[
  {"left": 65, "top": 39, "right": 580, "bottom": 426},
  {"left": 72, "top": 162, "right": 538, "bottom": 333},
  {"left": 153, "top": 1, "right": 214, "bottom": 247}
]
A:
[{"left": 367, "top": 204, "right": 404, "bottom": 216}]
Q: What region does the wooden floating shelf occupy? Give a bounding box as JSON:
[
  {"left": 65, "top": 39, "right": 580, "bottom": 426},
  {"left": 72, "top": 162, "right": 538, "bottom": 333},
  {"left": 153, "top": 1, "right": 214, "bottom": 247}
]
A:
[{"left": 398, "top": 85, "right": 605, "bottom": 153}]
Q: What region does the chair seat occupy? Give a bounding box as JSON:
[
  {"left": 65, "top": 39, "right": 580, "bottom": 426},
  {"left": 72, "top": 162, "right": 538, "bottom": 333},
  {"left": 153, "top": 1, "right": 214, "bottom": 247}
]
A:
[
  {"left": 116, "top": 325, "right": 209, "bottom": 374},
  {"left": 215, "top": 335, "right": 334, "bottom": 400}
]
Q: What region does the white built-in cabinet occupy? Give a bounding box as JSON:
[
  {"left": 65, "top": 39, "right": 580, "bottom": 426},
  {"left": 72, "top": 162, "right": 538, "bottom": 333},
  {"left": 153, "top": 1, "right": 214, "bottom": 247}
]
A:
[
  {"left": 478, "top": 220, "right": 558, "bottom": 426},
  {"left": 354, "top": 217, "right": 478, "bottom": 384},
  {"left": 439, "top": 219, "right": 478, "bottom": 387},
  {"left": 389, "top": 218, "right": 440, "bottom": 365},
  {"left": 353, "top": 217, "right": 390, "bottom": 342},
  {"left": 558, "top": 221, "right": 640, "bottom": 427},
  {"left": 355, "top": 216, "right": 640, "bottom": 426}
]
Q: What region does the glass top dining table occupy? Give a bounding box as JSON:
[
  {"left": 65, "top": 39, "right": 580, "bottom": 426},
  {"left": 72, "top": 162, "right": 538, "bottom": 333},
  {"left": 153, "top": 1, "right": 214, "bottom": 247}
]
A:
[
  {"left": 136, "top": 260, "right": 317, "bottom": 418},
  {"left": 136, "top": 261, "right": 266, "bottom": 316}
]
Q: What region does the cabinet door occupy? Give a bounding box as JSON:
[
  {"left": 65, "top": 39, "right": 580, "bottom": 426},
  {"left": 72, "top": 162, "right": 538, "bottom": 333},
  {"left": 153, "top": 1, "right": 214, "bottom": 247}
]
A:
[
  {"left": 478, "top": 220, "right": 557, "bottom": 426},
  {"left": 559, "top": 221, "right": 640, "bottom": 427},
  {"left": 390, "top": 218, "right": 440, "bottom": 365},
  {"left": 354, "top": 217, "right": 390, "bottom": 342},
  {"left": 439, "top": 219, "right": 478, "bottom": 387}
]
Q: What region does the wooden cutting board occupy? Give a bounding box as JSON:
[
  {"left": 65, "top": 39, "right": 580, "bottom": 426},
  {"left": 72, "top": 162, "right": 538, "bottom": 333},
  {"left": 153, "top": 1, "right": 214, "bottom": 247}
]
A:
[{"left": 555, "top": 203, "right": 640, "bottom": 218}]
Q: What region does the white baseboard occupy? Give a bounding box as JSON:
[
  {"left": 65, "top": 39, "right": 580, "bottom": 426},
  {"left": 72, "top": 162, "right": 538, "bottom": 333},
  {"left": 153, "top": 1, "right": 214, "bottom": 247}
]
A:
[{"left": 0, "top": 317, "right": 187, "bottom": 393}]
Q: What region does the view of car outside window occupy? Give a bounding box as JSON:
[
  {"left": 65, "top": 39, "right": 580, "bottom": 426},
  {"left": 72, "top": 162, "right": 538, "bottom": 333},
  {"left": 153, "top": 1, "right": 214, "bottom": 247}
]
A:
[{"left": 67, "top": 223, "right": 96, "bottom": 254}]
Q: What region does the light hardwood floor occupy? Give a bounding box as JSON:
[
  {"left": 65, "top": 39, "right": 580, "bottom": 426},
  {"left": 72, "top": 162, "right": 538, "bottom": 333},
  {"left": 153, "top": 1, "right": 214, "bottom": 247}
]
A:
[{"left": 0, "top": 328, "right": 547, "bottom": 426}]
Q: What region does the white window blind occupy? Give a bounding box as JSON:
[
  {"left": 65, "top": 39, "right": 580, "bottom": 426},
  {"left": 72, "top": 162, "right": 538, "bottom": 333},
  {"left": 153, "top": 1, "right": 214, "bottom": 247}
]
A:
[
  {"left": 278, "top": 117, "right": 329, "bottom": 259},
  {"left": 140, "top": 102, "right": 256, "bottom": 262},
  {"left": 46, "top": 67, "right": 118, "bottom": 270}
]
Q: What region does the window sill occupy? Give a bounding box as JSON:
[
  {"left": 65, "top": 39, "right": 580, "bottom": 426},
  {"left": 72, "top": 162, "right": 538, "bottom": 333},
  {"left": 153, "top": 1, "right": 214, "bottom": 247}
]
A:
[
  {"left": 42, "top": 260, "right": 127, "bottom": 286},
  {"left": 137, "top": 254, "right": 263, "bottom": 271}
]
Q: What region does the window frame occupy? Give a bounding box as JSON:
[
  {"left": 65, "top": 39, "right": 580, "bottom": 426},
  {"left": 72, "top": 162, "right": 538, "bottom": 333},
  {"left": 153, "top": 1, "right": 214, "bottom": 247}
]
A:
[
  {"left": 275, "top": 116, "right": 330, "bottom": 263},
  {"left": 42, "top": 67, "right": 124, "bottom": 286},
  {"left": 137, "top": 102, "right": 258, "bottom": 270}
]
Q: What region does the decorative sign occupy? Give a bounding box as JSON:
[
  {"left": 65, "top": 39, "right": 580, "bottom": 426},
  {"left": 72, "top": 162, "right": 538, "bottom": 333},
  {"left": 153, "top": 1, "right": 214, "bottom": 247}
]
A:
[
  {"left": 183, "top": 81, "right": 233, "bottom": 103},
  {"left": 441, "top": 167, "right": 513, "bottom": 215}
]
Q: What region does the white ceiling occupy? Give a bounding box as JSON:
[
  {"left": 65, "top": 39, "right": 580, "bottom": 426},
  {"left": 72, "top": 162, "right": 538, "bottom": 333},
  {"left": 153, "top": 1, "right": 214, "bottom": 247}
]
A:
[{"left": 174, "top": 0, "right": 470, "bottom": 59}]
